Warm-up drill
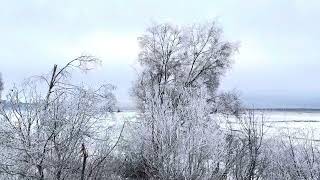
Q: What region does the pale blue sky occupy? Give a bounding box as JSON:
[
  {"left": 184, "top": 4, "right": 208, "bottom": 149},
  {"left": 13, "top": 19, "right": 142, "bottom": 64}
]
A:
[{"left": 1, "top": 0, "right": 320, "bottom": 108}]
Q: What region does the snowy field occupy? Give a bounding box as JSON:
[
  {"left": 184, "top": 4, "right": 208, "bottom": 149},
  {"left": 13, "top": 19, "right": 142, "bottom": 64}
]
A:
[
  {"left": 109, "top": 110, "right": 320, "bottom": 141},
  {"left": 220, "top": 110, "right": 320, "bottom": 141},
  {"left": 256, "top": 110, "right": 320, "bottom": 140}
]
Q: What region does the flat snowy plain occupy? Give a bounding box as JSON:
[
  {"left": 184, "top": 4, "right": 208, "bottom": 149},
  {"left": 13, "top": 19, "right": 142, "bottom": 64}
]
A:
[
  {"left": 108, "top": 110, "right": 320, "bottom": 142},
  {"left": 256, "top": 110, "right": 320, "bottom": 141}
]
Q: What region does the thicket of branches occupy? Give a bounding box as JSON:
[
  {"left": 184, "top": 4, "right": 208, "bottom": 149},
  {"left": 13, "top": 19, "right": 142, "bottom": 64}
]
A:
[
  {"left": 0, "top": 21, "right": 319, "bottom": 180},
  {"left": 124, "top": 22, "right": 320, "bottom": 180},
  {"left": 0, "top": 57, "right": 121, "bottom": 179}
]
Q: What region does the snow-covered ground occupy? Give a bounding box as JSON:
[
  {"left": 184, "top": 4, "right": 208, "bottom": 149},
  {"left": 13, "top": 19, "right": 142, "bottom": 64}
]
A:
[
  {"left": 257, "top": 110, "right": 320, "bottom": 140},
  {"left": 218, "top": 110, "right": 320, "bottom": 141},
  {"left": 111, "top": 110, "right": 320, "bottom": 141}
]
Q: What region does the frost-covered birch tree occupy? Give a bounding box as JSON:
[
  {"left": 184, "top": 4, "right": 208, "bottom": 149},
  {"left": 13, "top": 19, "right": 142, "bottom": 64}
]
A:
[
  {"left": 132, "top": 22, "right": 240, "bottom": 115},
  {"left": 125, "top": 22, "right": 242, "bottom": 179}
]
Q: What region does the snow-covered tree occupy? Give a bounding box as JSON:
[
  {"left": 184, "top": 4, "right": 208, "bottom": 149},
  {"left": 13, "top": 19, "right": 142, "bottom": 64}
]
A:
[
  {"left": 0, "top": 56, "right": 119, "bottom": 179},
  {"left": 132, "top": 22, "right": 240, "bottom": 114},
  {"left": 126, "top": 22, "right": 244, "bottom": 179}
]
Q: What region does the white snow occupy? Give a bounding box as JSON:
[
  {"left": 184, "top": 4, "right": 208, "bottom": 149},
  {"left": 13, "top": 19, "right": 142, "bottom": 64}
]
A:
[{"left": 113, "top": 110, "right": 320, "bottom": 141}]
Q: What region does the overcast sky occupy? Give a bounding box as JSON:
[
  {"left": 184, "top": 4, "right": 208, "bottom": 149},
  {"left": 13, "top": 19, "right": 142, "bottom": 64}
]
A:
[{"left": 1, "top": 0, "right": 320, "bottom": 108}]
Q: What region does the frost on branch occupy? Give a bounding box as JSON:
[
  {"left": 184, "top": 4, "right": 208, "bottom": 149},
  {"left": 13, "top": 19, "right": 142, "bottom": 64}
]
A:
[{"left": 0, "top": 57, "right": 118, "bottom": 179}]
